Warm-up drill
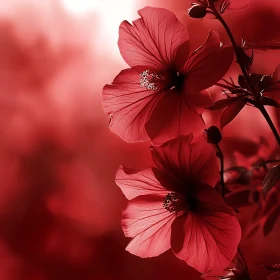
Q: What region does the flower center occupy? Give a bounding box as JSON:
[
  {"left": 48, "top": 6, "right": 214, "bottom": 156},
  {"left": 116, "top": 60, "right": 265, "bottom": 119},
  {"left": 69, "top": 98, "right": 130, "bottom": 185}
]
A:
[
  {"left": 163, "top": 193, "right": 179, "bottom": 212},
  {"left": 171, "top": 71, "right": 185, "bottom": 91},
  {"left": 163, "top": 191, "right": 197, "bottom": 213},
  {"left": 139, "top": 69, "right": 185, "bottom": 92},
  {"left": 140, "top": 69, "right": 166, "bottom": 91}
]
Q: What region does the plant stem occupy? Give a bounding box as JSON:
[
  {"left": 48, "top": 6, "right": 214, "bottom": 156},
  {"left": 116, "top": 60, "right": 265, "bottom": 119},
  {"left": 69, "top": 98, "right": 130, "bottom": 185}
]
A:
[
  {"left": 212, "top": 10, "right": 251, "bottom": 89},
  {"left": 237, "top": 248, "right": 252, "bottom": 279},
  {"left": 215, "top": 143, "right": 225, "bottom": 198},
  {"left": 215, "top": 144, "right": 251, "bottom": 278},
  {"left": 209, "top": 3, "right": 280, "bottom": 147},
  {"left": 258, "top": 104, "right": 280, "bottom": 146},
  {"left": 237, "top": 247, "right": 251, "bottom": 280}
]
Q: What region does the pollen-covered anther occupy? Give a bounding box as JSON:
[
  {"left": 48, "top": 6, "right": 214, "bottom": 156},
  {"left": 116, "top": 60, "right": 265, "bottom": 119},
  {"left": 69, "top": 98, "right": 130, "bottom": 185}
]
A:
[
  {"left": 140, "top": 69, "right": 165, "bottom": 91},
  {"left": 163, "top": 192, "right": 179, "bottom": 212}
]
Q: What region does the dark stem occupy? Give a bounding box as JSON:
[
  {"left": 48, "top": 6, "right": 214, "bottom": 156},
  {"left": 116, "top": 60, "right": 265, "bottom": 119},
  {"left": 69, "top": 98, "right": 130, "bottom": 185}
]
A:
[
  {"left": 207, "top": 6, "right": 252, "bottom": 278},
  {"left": 215, "top": 144, "right": 251, "bottom": 278},
  {"left": 214, "top": 143, "right": 225, "bottom": 198},
  {"left": 214, "top": 143, "right": 251, "bottom": 278},
  {"left": 209, "top": 3, "right": 280, "bottom": 147},
  {"left": 208, "top": 5, "right": 251, "bottom": 89},
  {"left": 258, "top": 104, "right": 280, "bottom": 146}
]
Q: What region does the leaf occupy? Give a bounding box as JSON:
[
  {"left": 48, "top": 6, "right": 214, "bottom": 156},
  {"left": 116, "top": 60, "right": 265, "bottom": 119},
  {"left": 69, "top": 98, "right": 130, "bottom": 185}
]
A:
[
  {"left": 238, "top": 75, "right": 248, "bottom": 89},
  {"left": 245, "top": 223, "right": 260, "bottom": 239},
  {"left": 220, "top": 98, "right": 247, "bottom": 128},
  {"left": 264, "top": 264, "right": 280, "bottom": 272},
  {"left": 261, "top": 97, "right": 280, "bottom": 108},
  {"left": 222, "top": 137, "right": 260, "bottom": 157},
  {"left": 230, "top": 88, "right": 248, "bottom": 95},
  {"left": 207, "top": 97, "right": 238, "bottom": 110},
  {"left": 225, "top": 166, "right": 251, "bottom": 185},
  {"left": 225, "top": 166, "right": 249, "bottom": 173},
  {"left": 245, "top": 40, "right": 280, "bottom": 51},
  {"left": 263, "top": 206, "right": 280, "bottom": 236},
  {"left": 254, "top": 159, "right": 280, "bottom": 170},
  {"left": 264, "top": 195, "right": 278, "bottom": 217},
  {"left": 220, "top": 0, "right": 230, "bottom": 14},
  {"left": 225, "top": 189, "right": 250, "bottom": 209},
  {"left": 262, "top": 165, "right": 280, "bottom": 196}
]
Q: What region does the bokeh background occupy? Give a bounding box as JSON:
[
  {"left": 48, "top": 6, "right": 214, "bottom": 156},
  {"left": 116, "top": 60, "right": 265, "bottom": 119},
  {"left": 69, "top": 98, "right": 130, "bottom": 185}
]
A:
[{"left": 0, "top": 0, "right": 280, "bottom": 279}]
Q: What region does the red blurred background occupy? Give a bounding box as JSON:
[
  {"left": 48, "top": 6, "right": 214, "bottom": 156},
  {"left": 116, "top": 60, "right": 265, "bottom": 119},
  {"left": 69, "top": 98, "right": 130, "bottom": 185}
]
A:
[{"left": 0, "top": 0, "right": 280, "bottom": 279}]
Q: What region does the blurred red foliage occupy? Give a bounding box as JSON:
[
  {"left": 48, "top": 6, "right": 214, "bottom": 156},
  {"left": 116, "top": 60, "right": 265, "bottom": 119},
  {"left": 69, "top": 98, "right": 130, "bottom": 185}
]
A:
[{"left": 0, "top": 0, "right": 279, "bottom": 279}]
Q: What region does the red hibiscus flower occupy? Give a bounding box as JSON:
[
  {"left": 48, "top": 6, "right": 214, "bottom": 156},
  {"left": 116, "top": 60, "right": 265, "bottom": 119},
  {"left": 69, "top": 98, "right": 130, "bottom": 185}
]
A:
[
  {"left": 116, "top": 135, "right": 241, "bottom": 273},
  {"left": 103, "top": 7, "right": 233, "bottom": 145}
]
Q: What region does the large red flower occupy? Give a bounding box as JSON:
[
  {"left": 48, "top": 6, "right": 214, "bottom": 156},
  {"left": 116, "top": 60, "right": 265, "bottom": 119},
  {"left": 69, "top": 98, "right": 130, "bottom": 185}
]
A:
[
  {"left": 116, "top": 135, "right": 241, "bottom": 273},
  {"left": 103, "top": 7, "right": 234, "bottom": 145}
]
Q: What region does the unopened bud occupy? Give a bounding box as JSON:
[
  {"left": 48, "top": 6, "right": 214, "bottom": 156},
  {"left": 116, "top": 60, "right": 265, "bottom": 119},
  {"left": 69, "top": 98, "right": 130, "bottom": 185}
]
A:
[
  {"left": 205, "top": 126, "right": 222, "bottom": 144},
  {"left": 188, "top": 4, "right": 207, "bottom": 18}
]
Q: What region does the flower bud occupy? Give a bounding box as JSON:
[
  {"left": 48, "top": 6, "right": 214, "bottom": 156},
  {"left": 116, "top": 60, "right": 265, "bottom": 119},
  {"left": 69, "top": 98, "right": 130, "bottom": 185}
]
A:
[
  {"left": 188, "top": 4, "right": 207, "bottom": 19},
  {"left": 204, "top": 126, "right": 222, "bottom": 144}
]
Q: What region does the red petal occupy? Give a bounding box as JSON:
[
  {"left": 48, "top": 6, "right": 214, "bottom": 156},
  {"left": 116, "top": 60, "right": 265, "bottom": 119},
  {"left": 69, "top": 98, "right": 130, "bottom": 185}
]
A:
[
  {"left": 171, "top": 185, "right": 241, "bottom": 273},
  {"left": 145, "top": 89, "right": 205, "bottom": 145},
  {"left": 122, "top": 195, "right": 176, "bottom": 257},
  {"left": 188, "top": 141, "right": 220, "bottom": 187},
  {"left": 183, "top": 31, "right": 234, "bottom": 93},
  {"left": 187, "top": 89, "right": 212, "bottom": 114},
  {"left": 102, "top": 68, "right": 161, "bottom": 142},
  {"left": 151, "top": 136, "right": 219, "bottom": 189},
  {"left": 118, "top": 7, "right": 190, "bottom": 70},
  {"left": 268, "top": 272, "right": 280, "bottom": 280},
  {"left": 116, "top": 167, "right": 169, "bottom": 200}
]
